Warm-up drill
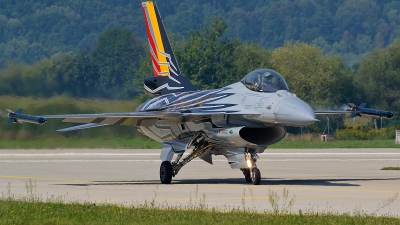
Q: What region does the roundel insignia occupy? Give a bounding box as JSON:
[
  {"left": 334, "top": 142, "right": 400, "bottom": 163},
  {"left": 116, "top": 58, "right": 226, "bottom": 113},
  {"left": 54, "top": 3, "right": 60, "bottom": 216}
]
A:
[{"left": 229, "top": 130, "right": 233, "bottom": 134}]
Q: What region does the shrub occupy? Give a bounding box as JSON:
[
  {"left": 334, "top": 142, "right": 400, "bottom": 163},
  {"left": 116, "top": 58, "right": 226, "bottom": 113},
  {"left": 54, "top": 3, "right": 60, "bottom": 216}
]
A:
[{"left": 335, "top": 125, "right": 395, "bottom": 140}]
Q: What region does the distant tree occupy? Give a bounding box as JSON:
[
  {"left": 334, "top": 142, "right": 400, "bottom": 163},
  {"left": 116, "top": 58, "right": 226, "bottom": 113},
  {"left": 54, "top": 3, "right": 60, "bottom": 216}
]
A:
[
  {"left": 231, "top": 41, "right": 272, "bottom": 82},
  {"left": 271, "top": 41, "right": 353, "bottom": 108},
  {"left": 90, "top": 28, "right": 145, "bottom": 98},
  {"left": 3, "top": 0, "right": 400, "bottom": 69},
  {"left": 53, "top": 51, "right": 95, "bottom": 97},
  {"left": 177, "top": 18, "right": 240, "bottom": 90},
  {"left": 355, "top": 38, "right": 400, "bottom": 111}
]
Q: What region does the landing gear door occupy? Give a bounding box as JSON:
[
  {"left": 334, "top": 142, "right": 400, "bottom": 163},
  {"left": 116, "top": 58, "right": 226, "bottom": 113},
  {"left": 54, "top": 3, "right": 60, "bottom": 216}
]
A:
[{"left": 225, "top": 148, "right": 246, "bottom": 169}]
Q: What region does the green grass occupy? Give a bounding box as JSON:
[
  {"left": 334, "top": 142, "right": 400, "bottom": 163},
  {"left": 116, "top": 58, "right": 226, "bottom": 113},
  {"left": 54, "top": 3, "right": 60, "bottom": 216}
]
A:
[
  {"left": 381, "top": 167, "right": 400, "bottom": 170},
  {"left": 0, "top": 199, "right": 399, "bottom": 225},
  {"left": 0, "top": 181, "right": 398, "bottom": 224},
  {"left": 0, "top": 136, "right": 162, "bottom": 149},
  {"left": 0, "top": 95, "right": 142, "bottom": 113},
  {"left": 0, "top": 138, "right": 398, "bottom": 149}
]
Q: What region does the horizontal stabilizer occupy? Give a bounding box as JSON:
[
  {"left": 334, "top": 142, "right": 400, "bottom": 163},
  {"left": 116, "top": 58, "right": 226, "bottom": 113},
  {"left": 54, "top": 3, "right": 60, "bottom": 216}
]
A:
[
  {"left": 56, "top": 123, "right": 108, "bottom": 132},
  {"left": 6, "top": 118, "right": 16, "bottom": 124}
]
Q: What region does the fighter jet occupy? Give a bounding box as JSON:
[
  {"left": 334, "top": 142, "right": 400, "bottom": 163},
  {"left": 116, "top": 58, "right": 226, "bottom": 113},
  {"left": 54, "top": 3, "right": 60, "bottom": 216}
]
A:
[{"left": 7, "top": 1, "right": 393, "bottom": 185}]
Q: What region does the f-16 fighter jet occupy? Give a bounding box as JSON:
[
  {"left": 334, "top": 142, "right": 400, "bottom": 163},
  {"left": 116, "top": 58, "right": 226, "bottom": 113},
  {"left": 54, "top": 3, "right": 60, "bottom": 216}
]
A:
[{"left": 7, "top": 1, "right": 393, "bottom": 185}]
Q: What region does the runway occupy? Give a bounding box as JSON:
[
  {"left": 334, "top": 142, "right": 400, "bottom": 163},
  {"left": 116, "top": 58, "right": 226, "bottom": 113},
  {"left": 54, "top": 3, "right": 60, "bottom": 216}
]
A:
[{"left": 0, "top": 148, "right": 400, "bottom": 215}]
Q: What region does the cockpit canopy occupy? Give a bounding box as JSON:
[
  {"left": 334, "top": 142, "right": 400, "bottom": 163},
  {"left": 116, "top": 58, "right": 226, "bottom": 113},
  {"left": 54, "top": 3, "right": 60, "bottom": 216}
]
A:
[{"left": 241, "top": 69, "right": 289, "bottom": 93}]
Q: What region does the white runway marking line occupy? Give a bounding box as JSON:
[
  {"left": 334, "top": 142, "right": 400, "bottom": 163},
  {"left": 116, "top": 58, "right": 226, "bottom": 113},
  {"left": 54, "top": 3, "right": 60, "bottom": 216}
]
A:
[
  {"left": 1, "top": 152, "right": 400, "bottom": 157},
  {"left": 0, "top": 152, "right": 399, "bottom": 163},
  {"left": 0, "top": 153, "right": 161, "bottom": 157},
  {"left": 1, "top": 159, "right": 400, "bottom": 163}
]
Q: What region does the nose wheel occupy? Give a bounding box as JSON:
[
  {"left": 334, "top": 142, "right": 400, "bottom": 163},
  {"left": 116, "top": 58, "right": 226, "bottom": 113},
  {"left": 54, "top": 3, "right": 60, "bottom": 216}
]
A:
[
  {"left": 251, "top": 168, "right": 261, "bottom": 185},
  {"left": 242, "top": 152, "right": 261, "bottom": 185},
  {"left": 243, "top": 169, "right": 252, "bottom": 183},
  {"left": 242, "top": 168, "right": 261, "bottom": 185}
]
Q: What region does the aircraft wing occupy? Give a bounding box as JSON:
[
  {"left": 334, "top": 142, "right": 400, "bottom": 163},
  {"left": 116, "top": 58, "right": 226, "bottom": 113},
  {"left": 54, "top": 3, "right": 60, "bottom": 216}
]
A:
[
  {"left": 7, "top": 110, "right": 181, "bottom": 127},
  {"left": 7, "top": 108, "right": 261, "bottom": 131},
  {"left": 43, "top": 111, "right": 183, "bottom": 126}
]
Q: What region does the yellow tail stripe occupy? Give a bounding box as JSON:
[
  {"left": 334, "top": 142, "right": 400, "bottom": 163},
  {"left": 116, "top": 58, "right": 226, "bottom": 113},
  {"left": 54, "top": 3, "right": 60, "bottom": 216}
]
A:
[{"left": 145, "top": 1, "right": 169, "bottom": 75}]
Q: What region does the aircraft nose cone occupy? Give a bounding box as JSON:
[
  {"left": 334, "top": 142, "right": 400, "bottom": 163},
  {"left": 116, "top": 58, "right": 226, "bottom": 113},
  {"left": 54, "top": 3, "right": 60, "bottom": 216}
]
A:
[{"left": 275, "top": 98, "right": 316, "bottom": 126}]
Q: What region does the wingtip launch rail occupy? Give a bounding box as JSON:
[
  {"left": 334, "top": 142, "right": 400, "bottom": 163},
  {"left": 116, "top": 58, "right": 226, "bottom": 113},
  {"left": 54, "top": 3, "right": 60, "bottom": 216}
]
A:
[{"left": 314, "top": 103, "right": 394, "bottom": 119}]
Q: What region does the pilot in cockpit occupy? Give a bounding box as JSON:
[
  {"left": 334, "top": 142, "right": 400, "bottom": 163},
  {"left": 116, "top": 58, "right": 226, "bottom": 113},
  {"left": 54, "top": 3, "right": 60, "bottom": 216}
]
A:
[
  {"left": 241, "top": 69, "right": 289, "bottom": 93},
  {"left": 259, "top": 72, "right": 273, "bottom": 91}
]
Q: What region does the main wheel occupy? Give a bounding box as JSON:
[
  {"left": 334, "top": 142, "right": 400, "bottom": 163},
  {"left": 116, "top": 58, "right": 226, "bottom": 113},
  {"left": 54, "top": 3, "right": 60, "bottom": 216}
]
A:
[
  {"left": 251, "top": 168, "right": 261, "bottom": 185},
  {"left": 160, "top": 161, "right": 173, "bottom": 184}
]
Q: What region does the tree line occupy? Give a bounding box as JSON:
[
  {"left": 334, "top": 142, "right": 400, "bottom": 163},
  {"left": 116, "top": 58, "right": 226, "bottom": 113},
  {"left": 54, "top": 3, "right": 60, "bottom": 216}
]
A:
[{"left": 2, "top": 0, "right": 400, "bottom": 68}]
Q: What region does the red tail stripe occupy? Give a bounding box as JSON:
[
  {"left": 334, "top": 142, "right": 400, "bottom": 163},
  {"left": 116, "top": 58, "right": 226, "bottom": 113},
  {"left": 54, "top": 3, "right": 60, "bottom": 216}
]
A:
[{"left": 141, "top": 4, "right": 161, "bottom": 76}]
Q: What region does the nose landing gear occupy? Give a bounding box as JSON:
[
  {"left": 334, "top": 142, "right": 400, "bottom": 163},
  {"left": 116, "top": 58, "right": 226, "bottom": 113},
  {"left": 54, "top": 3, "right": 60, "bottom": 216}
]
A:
[{"left": 241, "top": 152, "right": 261, "bottom": 185}]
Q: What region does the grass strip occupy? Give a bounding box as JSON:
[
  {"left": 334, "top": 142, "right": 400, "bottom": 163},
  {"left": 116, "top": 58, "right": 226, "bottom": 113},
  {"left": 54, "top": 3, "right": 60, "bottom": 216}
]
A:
[
  {"left": 0, "top": 199, "right": 399, "bottom": 225},
  {"left": 0, "top": 137, "right": 162, "bottom": 149},
  {"left": 0, "top": 138, "right": 398, "bottom": 149},
  {"left": 381, "top": 167, "right": 400, "bottom": 170}
]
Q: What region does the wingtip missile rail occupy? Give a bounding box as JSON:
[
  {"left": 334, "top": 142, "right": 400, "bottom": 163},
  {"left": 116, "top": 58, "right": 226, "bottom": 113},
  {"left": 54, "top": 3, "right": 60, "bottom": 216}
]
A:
[
  {"left": 6, "top": 108, "right": 47, "bottom": 125},
  {"left": 348, "top": 103, "right": 394, "bottom": 119}
]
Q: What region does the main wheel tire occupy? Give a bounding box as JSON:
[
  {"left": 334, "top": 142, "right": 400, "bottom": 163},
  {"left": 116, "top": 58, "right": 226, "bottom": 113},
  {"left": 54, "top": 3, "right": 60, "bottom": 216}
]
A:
[
  {"left": 244, "top": 169, "right": 252, "bottom": 183},
  {"left": 251, "top": 168, "right": 261, "bottom": 185},
  {"left": 160, "top": 161, "right": 173, "bottom": 184}
]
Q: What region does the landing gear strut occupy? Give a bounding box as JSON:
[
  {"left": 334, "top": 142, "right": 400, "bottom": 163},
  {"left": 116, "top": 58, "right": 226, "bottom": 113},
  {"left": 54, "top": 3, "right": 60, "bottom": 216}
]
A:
[{"left": 159, "top": 132, "right": 212, "bottom": 184}]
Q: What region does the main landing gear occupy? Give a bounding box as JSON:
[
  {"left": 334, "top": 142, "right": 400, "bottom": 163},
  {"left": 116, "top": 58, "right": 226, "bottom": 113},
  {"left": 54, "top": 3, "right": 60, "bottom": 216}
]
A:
[
  {"left": 159, "top": 132, "right": 212, "bottom": 184},
  {"left": 241, "top": 151, "right": 261, "bottom": 185}
]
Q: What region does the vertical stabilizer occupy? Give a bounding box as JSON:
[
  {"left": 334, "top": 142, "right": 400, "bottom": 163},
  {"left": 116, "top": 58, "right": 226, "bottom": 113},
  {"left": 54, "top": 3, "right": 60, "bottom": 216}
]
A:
[{"left": 141, "top": 1, "right": 197, "bottom": 95}]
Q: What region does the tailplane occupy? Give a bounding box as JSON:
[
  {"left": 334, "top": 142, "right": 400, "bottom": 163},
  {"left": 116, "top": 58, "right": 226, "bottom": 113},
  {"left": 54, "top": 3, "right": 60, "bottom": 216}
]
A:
[{"left": 141, "top": 1, "right": 197, "bottom": 95}]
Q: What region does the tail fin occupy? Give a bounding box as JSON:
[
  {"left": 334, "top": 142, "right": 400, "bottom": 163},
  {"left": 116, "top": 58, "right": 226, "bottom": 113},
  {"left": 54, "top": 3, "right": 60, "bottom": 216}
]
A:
[{"left": 141, "top": 1, "right": 197, "bottom": 95}]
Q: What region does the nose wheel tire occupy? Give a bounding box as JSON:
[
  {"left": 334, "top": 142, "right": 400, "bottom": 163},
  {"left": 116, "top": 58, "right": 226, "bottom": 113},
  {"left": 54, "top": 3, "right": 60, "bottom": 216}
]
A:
[
  {"left": 244, "top": 169, "right": 252, "bottom": 183},
  {"left": 251, "top": 168, "right": 261, "bottom": 185},
  {"left": 160, "top": 161, "right": 173, "bottom": 184}
]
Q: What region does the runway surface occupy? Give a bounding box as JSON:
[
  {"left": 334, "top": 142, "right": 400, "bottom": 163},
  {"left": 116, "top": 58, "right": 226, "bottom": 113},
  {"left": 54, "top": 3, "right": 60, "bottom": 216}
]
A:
[{"left": 1, "top": 148, "right": 400, "bottom": 215}]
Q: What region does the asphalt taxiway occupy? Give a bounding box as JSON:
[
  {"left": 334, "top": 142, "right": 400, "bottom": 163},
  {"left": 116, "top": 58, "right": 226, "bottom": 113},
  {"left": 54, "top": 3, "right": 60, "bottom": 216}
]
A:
[{"left": 0, "top": 148, "right": 399, "bottom": 215}]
